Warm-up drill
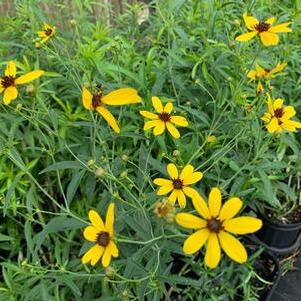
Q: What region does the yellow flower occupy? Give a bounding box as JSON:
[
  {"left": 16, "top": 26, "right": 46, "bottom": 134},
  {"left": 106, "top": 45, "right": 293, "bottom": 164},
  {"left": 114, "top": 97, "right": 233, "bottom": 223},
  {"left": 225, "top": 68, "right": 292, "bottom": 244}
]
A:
[
  {"left": 140, "top": 96, "right": 188, "bottom": 139},
  {"left": 37, "top": 23, "right": 56, "bottom": 44},
  {"left": 235, "top": 12, "right": 292, "bottom": 46},
  {"left": 247, "top": 63, "right": 287, "bottom": 81},
  {"left": 261, "top": 94, "right": 301, "bottom": 133},
  {"left": 153, "top": 163, "right": 203, "bottom": 208},
  {"left": 176, "top": 187, "right": 262, "bottom": 269},
  {"left": 82, "top": 203, "right": 119, "bottom": 268},
  {"left": 82, "top": 86, "right": 141, "bottom": 133},
  {"left": 0, "top": 61, "right": 44, "bottom": 105}
]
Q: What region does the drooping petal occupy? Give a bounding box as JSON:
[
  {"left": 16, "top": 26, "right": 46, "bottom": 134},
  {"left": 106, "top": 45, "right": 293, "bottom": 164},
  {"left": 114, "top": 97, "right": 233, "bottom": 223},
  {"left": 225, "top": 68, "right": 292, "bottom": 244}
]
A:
[
  {"left": 167, "top": 163, "right": 178, "bottom": 179},
  {"left": 153, "top": 122, "right": 165, "bottom": 136},
  {"left": 176, "top": 213, "right": 207, "bottom": 229},
  {"left": 259, "top": 32, "right": 279, "bottom": 46},
  {"left": 219, "top": 197, "right": 242, "bottom": 221},
  {"left": 144, "top": 120, "right": 161, "bottom": 131},
  {"left": 166, "top": 122, "right": 180, "bottom": 139},
  {"left": 82, "top": 86, "right": 93, "bottom": 109},
  {"left": 208, "top": 187, "right": 222, "bottom": 218},
  {"left": 183, "top": 172, "right": 203, "bottom": 186},
  {"left": 5, "top": 61, "right": 16, "bottom": 77},
  {"left": 3, "top": 86, "right": 18, "bottom": 105},
  {"left": 266, "top": 117, "right": 280, "bottom": 133},
  {"left": 170, "top": 115, "right": 188, "bottom": 127},
  {"left": 105, "top": 203, "right": 115, "bottom": 236},
  {"left": 223, "top": 217, "right": 262, "bottom": 234},
  {"left": 243, "top": 12, "right": 259, "bottom": 30},
  {"left": 218, "top": 231, "right": 247, "bottom": 264},
  {"left": 183, "top": 228, "right": 210, "bottom": 254},
  {"left": 204, "top": 233, "right": 221, "bottom": 269},
  {"left": 235, "top": 31, "right": 258, "bottom": 42},
  {"left": 83, "top": 226, "right": 99, "bottom": 242},
  {"left": 108, "top": 240, "right": 119, "bottom": 257},
  {"left": 96, "top": 106, "right": 120, "bottom": 133},
  {"left": 101, "top": 246, "right": 112, "bottom": 267},
  {"left": 89, "top": 210, "right": 105, "bottom": 231},
  {"left": 151, "top": 96, "right": 163, "bottom": 113},
  {"left": 183, "top": 187, "right": 210, "bottom": 219},
  {"left": 101, "top": 88, "right": 141, "bottom": 105},
  {"left": 269, "top": 22, "right": 292, "bottom": 33},
  {"left": 164, "top": 102, "right": 173, "bottom": 113},
  {"left": 82, "top": 244, "right": 104, "bottom": 265},
  {"left": 282, "top": 106, "right": 296, "bottom": 120},
  {"left": 15, "top": 70, "right": 44, "bottom": 85},
  {"left": 177, "top": 190, "right": 187, "bottom": 208},
  {"left": 139, "top": 110, "right": 158, "bottom": 120}
]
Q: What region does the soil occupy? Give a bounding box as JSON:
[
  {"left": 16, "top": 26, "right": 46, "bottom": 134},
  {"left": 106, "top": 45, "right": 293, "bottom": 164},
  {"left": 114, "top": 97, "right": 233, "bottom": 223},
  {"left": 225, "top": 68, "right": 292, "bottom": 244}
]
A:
[{"left": 266, "top": 205, "right": 301, "bottom": 225}]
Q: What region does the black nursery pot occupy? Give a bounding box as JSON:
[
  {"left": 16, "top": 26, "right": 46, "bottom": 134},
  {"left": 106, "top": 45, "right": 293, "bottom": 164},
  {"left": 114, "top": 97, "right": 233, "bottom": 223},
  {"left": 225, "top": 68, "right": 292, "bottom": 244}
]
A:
[{"left": 255, "top": 214, "right": 301, "bottom": 251}]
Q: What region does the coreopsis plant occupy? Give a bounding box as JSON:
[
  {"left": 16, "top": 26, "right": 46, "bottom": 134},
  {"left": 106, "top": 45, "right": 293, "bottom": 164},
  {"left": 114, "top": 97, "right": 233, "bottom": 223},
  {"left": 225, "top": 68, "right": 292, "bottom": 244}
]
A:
[
  {"left": 236, "top": 12, "right": 292, "bottom": 46},
  {"left": 82, "top": 85, "right": 141, "bottom": 133},
  {"left": 140, "top": 96, "right": 188, "bottom": 139},
  {"left": 153, "top": 163, "right": 203, "bottom": 208},
  {"left": 37, "top": 23, "right": 56, "bottom": 44},
  {"left": 82, "top": 203, "right": 118, "bottom": 268},
  {"left": 0, "top": 61, "right": 44, "bottom": 105},
  {"left": 261, "top": 94, "right": 301, "bottom": 133},
  {"left": 176, "top": 187, "right": 262, "bottom": 269}
]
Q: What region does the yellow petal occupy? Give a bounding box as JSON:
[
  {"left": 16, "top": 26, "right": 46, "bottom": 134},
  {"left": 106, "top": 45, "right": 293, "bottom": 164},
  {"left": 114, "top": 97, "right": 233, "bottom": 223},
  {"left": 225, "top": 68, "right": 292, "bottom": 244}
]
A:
[
  {"left": 223, "top": 217, "right": 262, "bottom": 234},
  {"left": 267, "top": 93, "right": 274, "bottom": 115},
  {"left": 101, "top": 246, "right": 112, "bottom": 268},
  {"left": 96, "top": 106, "right": 120, "bottom": 133},
  {"left": 166, "top": 122, "right": 180, "bottom": 139},
  {"left": 218, "top": 231, "right": 247, "bottom": 264},
  {"left": 256, "top": 81, "right": 263, "bottom": 95},
  {"left": 0, "top": 83, "right": 4, "bottom": 93},
  {"left": 83, "top": 226, "right": 98, "bottom": 242},
  {"left": 183, "top": 228, "right": 210, "bottom": 254},
  {"left": 101, "top": 88, "right": 141, "bottom": 105},
  {"left": 247, "top": 70, "right": 257, "bottom": 80},
  {"left": 89, "top": 210, "right": 105, "bottom": 231},
  {"left": 151, "top": 96, "right": 163, "bottom": 113},
  {"left": 3, "top": 86, "right": 18, "bottom": 105},
  {"left": 153, "top": 178, "right": 173, "bottom": 186},
  {"left": 153, "top": 122, "right": 165, "bottom": 136},
  {"left": 265, "top": 16, "right": 276, "bottom": 25},
  {"left": 183, "top": 171, "right": 203, "bottom": 186},
  {"left": 183, "top": 187, "right": 210, "bottom": 219},
  {"left": 259, "top": 32, "right": 279, "bottom": 46},
  {"left": 105, "top": 203, "right": 115, "bottom": 236},
  {"left": 282, "top": 106, "right": 296, "bottom": 119},
  {"left": 204, "top": 233, "right": 221, "bottom": 269},
  {"left": 269, "top": 22, "right": 292, "bottom": 33},
  {"left": 164, "top": 102, "right": 173, "bottom": 113},
  {"left": 176, "top": 213, "right": 207, "bottom": 229},
  {"left": 157, "top": 184, "right": 174, "bottom": 195},
  {"left": 261, "top": 112, "right": 271, "bottom": 123},
  {"left": 266, "top": 117, "right": 280, "bottom": 133},
  {"left": 177, "top": 190, "right": 186, "bottom": 208},
  {"left": 37, "top": 31, "right": 47, "bottom": 38},
  {"left": 15, "top": 70, "right": 44, "bottom": 85},
  {"left": 168, "top": 190, "right": 178, "bottom": 204},
  {"left": 180, "top": 164, "right": 194, "bottom": 180},
  {"left": 273, "top": 98, "right": 284, "bottom": 110},
  {"left": 82, "top": 87, "right": 93, "bottom": 109},
  {"left": 5, "top": 61, "right": 16, "bottom": 77},
  {"left": 208, "top": 187, "right": 222, "bottom": 218},
  {"left": 281, "top": 120, "right": 301, "bottom": 132},
  {"left": 243, "top": 12, "right": 259, "bottom": 30},
  {"left": 108, "top": 241, "right": 119, "bottom": 257},
  {"left": 140, "top": 110, "right": 158, "bottom": 120},
  {"left": 219, "top": 197, "right": 242, "bottom": 221},
  {"left": 170, "top": 115, "right": 188, "bottom": 127},
  {"left": 269, "top": 63, "right": 287, "bottom": 75},
  {"left": 235, "top": 31, "right": 257, "bottom": 42},
  {"left": 144, "top": 120, "right": 161, "bottom": 131},
  {"left": 255, "top": 64, "right": 266, "bottom": 77},
  {"left": 41, "top": 36, "right": 51, "bottom": 44},
  {"left": 82, "top": 244, "right": 104, "bottom": 265},
  {"left": 167, "top": 163, "right": 178, "bottom": 179}
]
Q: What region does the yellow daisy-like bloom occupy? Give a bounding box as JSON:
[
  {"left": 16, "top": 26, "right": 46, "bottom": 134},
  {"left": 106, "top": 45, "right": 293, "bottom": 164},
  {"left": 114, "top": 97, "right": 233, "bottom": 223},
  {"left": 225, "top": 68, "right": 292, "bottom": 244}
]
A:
[
  {"left": 82, "top": 203, "right": 119, "bottom": 268},
  {"left": 261, "top": 94, "right": 301, "bottom": 133},
  {"left": 176, "top": 187, "right": 262, "bottom": 269},
  {"left": 0, "top": 61, "right": 44, "bottom": 105},
  {"left": 153, "top": 163, "right": 203, "bottom": 208},
  {"left": 82, "top": 86, "right": 141, "bottom": 133},
  {"left": 37, "top": 23, "right": 56, "bottom": 44},
  {"left": 140, "top": 96, "right": 188, "bottom": 139},
  {"left": 235, "top": 12, "right": 292, "bottom": 46}
]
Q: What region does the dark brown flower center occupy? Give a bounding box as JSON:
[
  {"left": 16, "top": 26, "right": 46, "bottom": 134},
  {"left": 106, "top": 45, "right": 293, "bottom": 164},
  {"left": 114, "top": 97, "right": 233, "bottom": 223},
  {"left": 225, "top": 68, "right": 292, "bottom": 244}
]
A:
[
  {"left": 97, "top": 231, "right": 110, "bottom": 247},
  {"left": 172, "top": 178, "right": 183, "bottom": 190},
  {"left": 255, "top": 22, "right": 270, "bottom": 33},
  {"left": 45, "top": 28, "right": 53, "bottom": 36},
  {"left": 92, "top": 94, "right": 102, "bottom": 109},
  {"left": 274, "top": 107, "right": 284, "bottom": 118},
  {"left": 207, "top": 218, "right": 223, "bottom": 233},
  {"left": 1, "top": 75, "right": 15, "bottom": 88},
  {"left": 158, "top": 112, "right": 171, "bottom": 122}
]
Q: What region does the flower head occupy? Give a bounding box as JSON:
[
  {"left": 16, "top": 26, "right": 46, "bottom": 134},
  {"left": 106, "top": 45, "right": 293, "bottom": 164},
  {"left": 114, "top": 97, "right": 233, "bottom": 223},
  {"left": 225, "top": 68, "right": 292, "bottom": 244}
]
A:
[
  {"left": 82, "top": 86, "right": 141, "bottom": 133},
  {"left": 153, "top": 163, "right": 203, "bottom": 208},
  {"left": 37, "top": 23, "right": 56, "bottom": 44},
  {"left": 82, "top": 203, "right": 119, "bottom": 268},
  {"left": 140, "top": 96, "right": 188, "bottom": 139},
  {"left": 261, "top": 94, "right": 301, "bottom": 133},
  {"left": 176, "top": 187, "right": 262, "bottom": 269},
  {"left": 154, "top": 199, "right": 175, "bottom": 222},
  {"left": 0, "top": 61, "right": 44, "bottom": 105},
  {"left": 236, "top": 12, "right": 292, "bottom": 46}
]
